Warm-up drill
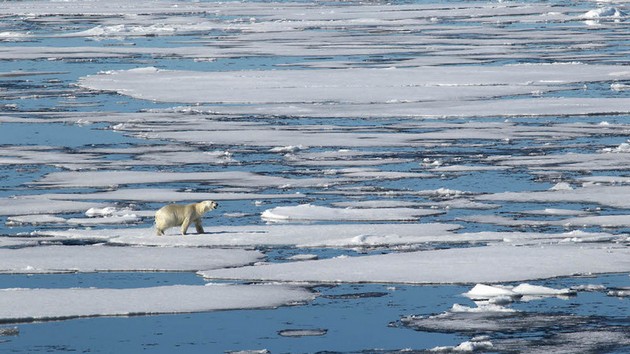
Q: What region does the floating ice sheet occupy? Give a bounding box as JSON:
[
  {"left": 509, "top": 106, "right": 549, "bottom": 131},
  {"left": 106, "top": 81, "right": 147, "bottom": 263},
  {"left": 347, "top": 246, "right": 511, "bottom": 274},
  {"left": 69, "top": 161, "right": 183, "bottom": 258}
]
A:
[
  {"left": 0, "top": 196, "right": 106, "bottom": 216},
  {"left": 35, "top": 189, "right": 304, "bottom": 204},
  {"left": 260, "top": 204, "right": 443, "bottom": 222},
  {"left": 78, "top": 64, "right": 630, "bottom": 106},
  {"left": 178, "top": 97, "right": 630, "bottom": 119},
  {"left": 402, "top": 308, "right": 597, "bottom": 334},
  {"left": 478, "top": 184, "right": 630, "bottom": 209},
  {"left": 200, "top": 244, "right": 630, "bottom": 284},
  {"left": 37, "top": 223, "right": 462, "bottom": 248},
  {"left": 0, "top": 246, "right": 262, "bottom": 273},
  {"left": 0, "top": 284, "right": 314, "bottom": 324},
  {"left": 34, "top": 170, "right": 336, "bottom": 189}
]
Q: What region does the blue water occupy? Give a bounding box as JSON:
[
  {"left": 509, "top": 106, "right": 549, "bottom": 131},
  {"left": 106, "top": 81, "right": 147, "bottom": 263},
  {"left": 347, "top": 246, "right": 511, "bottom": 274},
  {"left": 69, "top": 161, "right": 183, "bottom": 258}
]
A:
[
  {"left": 1, "top": 0, "right": 629, "bottom": 352},
  {"left": 1, "top": 283, "right": 467, "bottom": 353}
]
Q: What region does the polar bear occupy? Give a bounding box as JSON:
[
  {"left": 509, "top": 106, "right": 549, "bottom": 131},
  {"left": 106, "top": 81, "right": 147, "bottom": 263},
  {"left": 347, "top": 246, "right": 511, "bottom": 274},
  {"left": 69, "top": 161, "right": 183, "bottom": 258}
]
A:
[{"left": 155, "top": 200, "right": 218, "bottom": 236}]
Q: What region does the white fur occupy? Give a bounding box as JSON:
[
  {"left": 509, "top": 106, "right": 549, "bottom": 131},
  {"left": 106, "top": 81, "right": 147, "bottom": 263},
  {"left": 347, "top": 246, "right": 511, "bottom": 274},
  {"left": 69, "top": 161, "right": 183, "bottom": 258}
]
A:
[{"left": 155, "top": 200, "right": 218, "bottom": 236}]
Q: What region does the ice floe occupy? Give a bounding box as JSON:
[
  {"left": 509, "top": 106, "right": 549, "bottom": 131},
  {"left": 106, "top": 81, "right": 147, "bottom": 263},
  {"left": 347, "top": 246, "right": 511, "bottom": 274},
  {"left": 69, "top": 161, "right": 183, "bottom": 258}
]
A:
[
  {"left": 0, "top": 284, "right": 314, "bottom": 323},
  {"left": 33, "top": 170, "right": 331, "bottom": 189},
  {"left": 277, "top": 329, "right": 327, "bottom": 337},
  {"left": 0, "top": 196, "right": 107, "bottom": 216},
  {"left": 607, "top": 288, "right": 630, "bottom": 297},
  {"left": 6, "top": 214, "right": 67, "bottom": 226},
  {"left": 261, "top": 204, "right": 443, "bottom": 222},
  {"left": 402, "top": 308, "right": 598, "bottom": 335},
  {"left": 0, "top": 246, "right": 262, "bottom": 273},
  {"left": 78, "top": 64, "right": 630, "bottom": 107},
  {"left": 430, "top": 338, "right": 494, "bottom": 352},
  {"left": 200, "top": 244, "right": 630, "bottom": 284},
  {"left": 478, "top": 184, "right": 630, "bottom": 209},
  {"left": 36, "top": 223, "right": 462, "bottom": 248},
  {"left": 463, "top": 283, "right": 575, "bottom": 301}
]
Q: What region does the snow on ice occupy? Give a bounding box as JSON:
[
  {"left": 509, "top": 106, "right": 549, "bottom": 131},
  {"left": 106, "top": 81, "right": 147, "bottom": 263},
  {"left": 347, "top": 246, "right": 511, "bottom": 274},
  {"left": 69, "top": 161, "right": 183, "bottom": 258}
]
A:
[
  {"left": 200, "top": 244, "right": 630, "bottom": 284},
  {"left": 0, "top": 284, "right": 314, "bottom": 323},
  {"left": 0, "top": 246, "right": 263, "bottom": 273},
  {"left": 261, "top": 204, "right": 443, "bottom": 222}
]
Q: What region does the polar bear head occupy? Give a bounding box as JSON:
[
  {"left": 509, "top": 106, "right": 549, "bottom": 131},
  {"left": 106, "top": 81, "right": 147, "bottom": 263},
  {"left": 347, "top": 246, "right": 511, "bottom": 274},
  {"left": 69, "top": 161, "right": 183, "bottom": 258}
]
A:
[{"left": 198, "top": 200, "right": 218, "bottom": 214}]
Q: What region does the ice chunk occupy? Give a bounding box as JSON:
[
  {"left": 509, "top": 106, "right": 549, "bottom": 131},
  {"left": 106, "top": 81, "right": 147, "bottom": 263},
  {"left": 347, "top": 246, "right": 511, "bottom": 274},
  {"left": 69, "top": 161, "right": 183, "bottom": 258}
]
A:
[
  {"left": 85, "top": 207, "right": 133, "bottom": 217},
  {"left": 519, "top": 208, "right": 587, "bottom": 216},
  {"left": 607, "top": 288, "right": 630, "bottom": 297},
  {"left": 582, "top": 7, "right": 625, "bottom": 19},
  {"left": 463, "top": 284, "right": 518, "bottom": 299},
  {"left": 550, "top": 182, "right": 573, "bottom": 191},
  {"left": 450, "top": 303, "right": 516, "bottom": 313},
  {"left": 512, "top": 283, "right": 576, "bottom": 296},
  {"left": 430, "top": 339, "right": 494, "bottom": 352},
  {"left": 269, "top": 145, "right": 306, "bottom": 153},
  {"left": 277, "top": 329, "right": 327, "bottom": 337},
  {"left": 0, "top": 327, "right": 19, "bottom": 336},
  {"left": 287, "top": 254, "right": 319, "bottom": 261}
]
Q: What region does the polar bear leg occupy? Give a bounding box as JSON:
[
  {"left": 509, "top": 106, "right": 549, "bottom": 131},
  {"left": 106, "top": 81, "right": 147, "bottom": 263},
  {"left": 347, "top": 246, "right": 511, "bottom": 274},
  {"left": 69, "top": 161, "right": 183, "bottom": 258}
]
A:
[
  {"left": 180, "top": 217, "right": 191, "bottom": 235},
  {"left": 155, "top": 212, "right": 168, "bottom": 236},
  {"left": 194, "top": 218, "right": 204, "bottom": 234}
]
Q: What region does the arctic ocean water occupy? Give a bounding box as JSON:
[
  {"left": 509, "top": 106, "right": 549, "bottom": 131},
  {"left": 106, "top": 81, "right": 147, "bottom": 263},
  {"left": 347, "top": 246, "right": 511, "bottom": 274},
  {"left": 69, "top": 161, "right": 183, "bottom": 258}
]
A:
[{"left": 1, "top": 0, "right": 629, "bottom": 353}]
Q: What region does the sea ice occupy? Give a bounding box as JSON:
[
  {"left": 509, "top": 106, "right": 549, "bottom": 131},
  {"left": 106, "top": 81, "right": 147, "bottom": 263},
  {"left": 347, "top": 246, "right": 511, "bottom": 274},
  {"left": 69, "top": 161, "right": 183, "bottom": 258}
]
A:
[
  {"left": 37, "top": 223, "right": 462, "bottom": 248},
  {"left": 463, "top": 284, "right": 518, "bottom": 299},
  {"left": 6, "top": 214, "right": 66, "bottom": 226},
  {"left": 464, "top": 283, "right": 575, "bottom": 301},
  {"left": 0, "top": 196, "right": 107, "bottom": 216},
  {"left": 277, "top": 329, "right": 327, "bottom": 337},
  {"left": 478, "top": 184, "right": 630, "bottom": 209},
  {"left": 402, "top": 310, "right": 597, "bottom": 335},
  {"left": 200, "top": 244, "right": 630, "bottom": 284},
  {"left": 430, "top": 339, "right": 494, "bottom": 352},
  {"left": 582, "top": 7, "right": 625, "bottom": 19},
  {"left": 0, "top": 284, "right": 314, "bottom": 323},
  {"left": 78, "top": 64, "right": 630, "bottom": 106},
  {"left": 261, "top": 204, "right": 443, "bottom": 222},
  {"left": 0, "top": 246, "right": 262, "bottom": 273}
]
